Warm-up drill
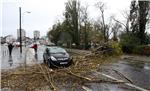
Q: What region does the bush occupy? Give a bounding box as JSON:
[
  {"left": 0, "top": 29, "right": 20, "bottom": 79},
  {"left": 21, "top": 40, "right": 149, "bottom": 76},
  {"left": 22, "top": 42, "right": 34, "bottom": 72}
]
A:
[
  {"left": 120, "top": 32, "right": 140, "bottom": 54},
  {"left": 132, "top": 45, "right": 144, "bottom": 54},
  {"left": 121, "top": 45, "right": 135, "bottom": 54},
  {"left": 144, "top": 46, "right": 150, "bottom": 55},
  {"left": 133, "top": 45, "right": 150, "bottom": 55},
  {"left": 108, "top": 41, "right": 123, "bottom": 55}
]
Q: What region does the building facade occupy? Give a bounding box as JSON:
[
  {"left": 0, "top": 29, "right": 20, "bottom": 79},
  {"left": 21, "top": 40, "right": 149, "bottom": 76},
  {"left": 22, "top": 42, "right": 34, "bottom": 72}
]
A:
[{"left": 34, "top": 30, "right": 40, "bottom": 40}]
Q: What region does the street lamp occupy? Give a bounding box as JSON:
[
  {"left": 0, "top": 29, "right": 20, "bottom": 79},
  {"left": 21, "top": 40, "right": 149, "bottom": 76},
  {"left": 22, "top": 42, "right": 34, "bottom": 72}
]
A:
[
  {"left": 19, "top": 7, "right": 22, "bottom": 54},
  {"left": 19, "top": 7, "right": 30, "bottom": 54}
]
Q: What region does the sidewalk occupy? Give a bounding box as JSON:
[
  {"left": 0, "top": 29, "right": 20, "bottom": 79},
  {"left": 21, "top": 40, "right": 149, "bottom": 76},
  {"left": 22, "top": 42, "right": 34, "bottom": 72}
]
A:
[{"left": 1, "top": 46, "right": 36, "bottom": 70}]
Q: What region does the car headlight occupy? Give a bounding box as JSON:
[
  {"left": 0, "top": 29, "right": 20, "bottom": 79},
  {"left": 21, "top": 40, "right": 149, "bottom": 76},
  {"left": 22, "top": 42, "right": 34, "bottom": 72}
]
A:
[{"left": 50, "top": 56, "right": 57, "bottom": 61}]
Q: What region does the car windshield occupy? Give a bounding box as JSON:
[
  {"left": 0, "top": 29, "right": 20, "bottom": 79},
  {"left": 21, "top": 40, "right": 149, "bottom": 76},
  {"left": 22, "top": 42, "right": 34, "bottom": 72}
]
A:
[{"left": 47, "top": 47, "right": 66, "bottom": 53}]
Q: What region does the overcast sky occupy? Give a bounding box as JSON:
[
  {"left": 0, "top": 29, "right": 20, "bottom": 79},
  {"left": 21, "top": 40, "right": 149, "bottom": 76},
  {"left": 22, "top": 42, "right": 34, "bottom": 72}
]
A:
[{"left": 1, "top": 0, "right": 145, "bottom": 38}]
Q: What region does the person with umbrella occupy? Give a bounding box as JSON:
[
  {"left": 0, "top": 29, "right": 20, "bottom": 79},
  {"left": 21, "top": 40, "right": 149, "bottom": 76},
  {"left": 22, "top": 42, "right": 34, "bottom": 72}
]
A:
[{"left": 8, "top": 42, "right": 14, "bottom": 57}]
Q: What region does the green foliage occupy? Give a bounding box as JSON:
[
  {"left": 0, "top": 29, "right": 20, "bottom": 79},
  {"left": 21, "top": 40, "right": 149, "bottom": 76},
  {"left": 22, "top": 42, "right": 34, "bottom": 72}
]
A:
[
  {"left": 47, "top": 23, "right": 62, "bottom": 45},
  {"left": 132, "top": 45, "right": 144, "bottom": 55},
  {"left": 129, "top": 0, "right": 150, "bottom": 44},
  {"left": 138, "top": 1, "right": 150, "bottom": 44},
  {"left": 64, "top": 0, "right": 80, "bottom": 47},
  {"left": 133, "top": 45, "right": 150, "bottom": 55},
  {"left": 130, "top": 0, "right": 139, "bottom": 33},
  {"left": 58, "top": 31, "right": 73, "bottom": 47},
  {"left": 119, "top": 0, "right": 150, "bottom": 54},
  {"left": 108, "top": 41, "right": 123, "bottom": 55},
  {"left": 47, "top": 0, "right": 150, "bottom": 52},
  {"left": 120, "top": 32, "right": 141, "bottom": 53},
  {"left": 144, "top": 46, "right": 150, "bottom": 55},
  {"left": 119, "top": 32, "right": 150, "bottom": 55}
]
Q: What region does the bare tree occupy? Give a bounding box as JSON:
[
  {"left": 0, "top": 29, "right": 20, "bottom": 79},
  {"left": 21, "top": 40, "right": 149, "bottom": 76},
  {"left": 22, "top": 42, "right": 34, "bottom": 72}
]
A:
[
  {"left": 111, "top": 22, "right": 122, "bottom": 41},
  {"left": 112, "top": 14, "right": 129, "bottom": 33},
  {"left": 80, "top": 4, "right": 89, "bottom": 49},
  {"left": 95, "top": 1, "right": 107, "bottom": 42}
]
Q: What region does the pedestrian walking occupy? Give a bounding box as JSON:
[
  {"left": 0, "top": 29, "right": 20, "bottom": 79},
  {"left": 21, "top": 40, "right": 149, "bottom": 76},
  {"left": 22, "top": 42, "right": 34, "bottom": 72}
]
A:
[
  {"left": 8, "top": 43, "right": 14, "bottom": 56},
  {"left": 31, "top": 43, "right": 38, "bottom": 54},
  {"left": 31, "top": 43, "right": 38, "bottom": 59}
]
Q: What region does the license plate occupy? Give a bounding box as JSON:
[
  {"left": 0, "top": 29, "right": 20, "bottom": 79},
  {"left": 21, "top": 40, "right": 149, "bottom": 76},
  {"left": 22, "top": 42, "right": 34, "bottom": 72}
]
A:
[{"left": 60, "top": 62, "right": 68, "bottom": 64}]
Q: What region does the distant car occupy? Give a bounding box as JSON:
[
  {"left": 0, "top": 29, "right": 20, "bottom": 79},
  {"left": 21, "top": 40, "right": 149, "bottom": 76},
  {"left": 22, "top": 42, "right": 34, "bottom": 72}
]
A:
[
  {"left": 14, "top": 42, "right": 20, "bottom": 47},
  {"left": 43, "top": 46, "right": 73, "bottom": 68}
]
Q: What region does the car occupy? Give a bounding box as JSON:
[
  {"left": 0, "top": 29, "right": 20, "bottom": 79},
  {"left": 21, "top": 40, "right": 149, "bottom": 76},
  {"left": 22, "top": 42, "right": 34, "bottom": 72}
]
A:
[{"left": 43, "top": 46, "right": 73, "bottom": 68}]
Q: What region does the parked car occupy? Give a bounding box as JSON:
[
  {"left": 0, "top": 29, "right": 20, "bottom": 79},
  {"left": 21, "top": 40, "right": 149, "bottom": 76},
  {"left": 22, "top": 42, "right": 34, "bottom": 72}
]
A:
[{"left": 43, "top": 46, "right": 73, "bottom": 68}]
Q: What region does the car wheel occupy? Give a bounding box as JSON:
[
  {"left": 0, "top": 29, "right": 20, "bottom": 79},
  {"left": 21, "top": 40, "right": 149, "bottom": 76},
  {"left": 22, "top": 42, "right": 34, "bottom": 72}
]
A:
[{"left": 43, "top": 55, "right": 46, "bottom": 64}]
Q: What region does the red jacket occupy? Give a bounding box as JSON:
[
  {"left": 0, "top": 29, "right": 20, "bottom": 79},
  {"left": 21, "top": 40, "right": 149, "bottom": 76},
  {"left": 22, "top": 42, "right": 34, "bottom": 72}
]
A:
[{"left": 31, "top": 44, "right": 37, "bottom": 49}]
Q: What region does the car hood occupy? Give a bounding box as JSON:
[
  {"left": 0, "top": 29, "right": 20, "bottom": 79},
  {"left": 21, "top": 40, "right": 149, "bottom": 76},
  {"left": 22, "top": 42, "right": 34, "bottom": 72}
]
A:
[{"left": 50, "top": 53, "right": 69, "bottom": 58}]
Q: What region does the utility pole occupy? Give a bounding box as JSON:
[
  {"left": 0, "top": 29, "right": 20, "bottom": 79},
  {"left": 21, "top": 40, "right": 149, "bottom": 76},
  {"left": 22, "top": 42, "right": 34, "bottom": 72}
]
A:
[{"left": 19, "top": 7, "right": 22, "bottom": 54}]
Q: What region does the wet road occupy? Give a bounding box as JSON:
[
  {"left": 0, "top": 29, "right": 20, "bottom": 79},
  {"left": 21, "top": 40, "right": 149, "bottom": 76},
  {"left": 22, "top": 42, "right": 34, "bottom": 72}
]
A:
[
  {"left": 1, "top": 45, "right": 45, "bottom": 70},
  {"left": 96, "top": 55, "right": 150, "bottom": 90},
  {"left": 1, "top": 45, "right": 150, "bottom": 91}
]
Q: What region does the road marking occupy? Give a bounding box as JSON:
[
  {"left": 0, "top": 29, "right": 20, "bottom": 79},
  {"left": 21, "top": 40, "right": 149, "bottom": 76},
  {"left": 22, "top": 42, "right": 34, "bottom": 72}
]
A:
[
  {"left": 94, "top": 71, "right": 149, "bottom": 91},
  {"left": 125, "top": 83, "right": 149, "bottom": 91},
  {"left": 82, "top": 86, "right": 92, "bottom": 91}
]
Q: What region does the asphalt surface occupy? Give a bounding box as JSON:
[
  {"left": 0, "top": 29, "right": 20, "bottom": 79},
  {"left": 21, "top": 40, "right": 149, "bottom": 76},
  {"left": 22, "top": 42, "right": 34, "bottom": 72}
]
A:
[
  {"left": 98, "top": 55, "right": 150, "bottom": 90},
  {"left": 1, "top": 45, "right": 150, "bottom": 91}
]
